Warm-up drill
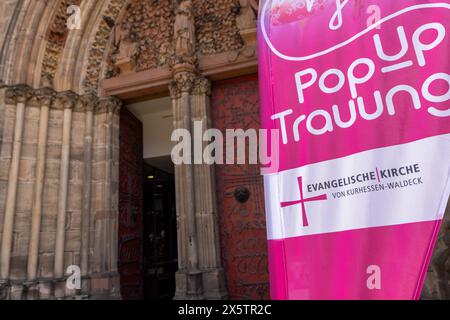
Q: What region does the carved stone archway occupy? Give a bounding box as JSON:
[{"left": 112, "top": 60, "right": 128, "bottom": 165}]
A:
[
  {"left": 102, "top": 0, "right": 261, "bottom": 299},
  {"left": 0, "top": 0, "right": 447, "bottom": 300}
]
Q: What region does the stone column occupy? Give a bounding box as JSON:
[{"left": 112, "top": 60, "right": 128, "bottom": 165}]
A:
[
  {"left": 191, "top": 78, "right": 227, "bottom": 299},
  {"left": 170, "top": 0, "right": 228, "bottom": 300},
  {"left": 26, "top": 87, "right": 54, "bottom": 297},
  {"left": 110, "top": 104, "right": 121, "bottom": 296},
  {"left": 171, "top": 66, "right": 204, "bottom": 299},
  {"left": 0, "top": 85, "right": 31, "bottom": 283},
  {"left": 170, "top": 67, "right": 228, "bottom": 299},
  {"left": 106, "top": 98, "right": 121, "bottom": 298},
  {"left": 79, "top": 93, "right": 98, "bottom": 295},
  {"left": 53, "top": 91, "right": 77, "bottom": 297},
  {"left": 170, "top": 84, "right": 188, "bottom": 272},
  {"left": 91, "top": 97, "right": 121, "bottom": 299}
]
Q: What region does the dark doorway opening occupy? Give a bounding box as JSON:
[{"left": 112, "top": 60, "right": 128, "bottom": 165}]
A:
[
  {"left": 143, "top": 164, "right": 178, "bottom": 300},
  {"left": 119, "top": 106, "right": 178, "bottom": 300}
]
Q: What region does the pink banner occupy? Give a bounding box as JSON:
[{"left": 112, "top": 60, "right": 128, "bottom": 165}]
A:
[{"left": 258, "top": 0, "right": 450, "bottom": 299}]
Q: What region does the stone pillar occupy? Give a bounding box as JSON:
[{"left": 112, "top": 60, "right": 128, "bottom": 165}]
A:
[
  {"left": 109, "top": 99, "right": 121, "bottom": 298},
  {"left": 26, "top": 87, "right": 54, "bottom": 298},
  {"left": 171, "top": 67, "right": 203, "bottom": 299},
  {"left": 191, "top": 77, "right": 227, "bottom": 299},
  {"left": 79, "top": 93, "right": 98, "bottom": 295},
  {"left": 0, "top": 85, "right": 31, "bottom": 285},
  {"left": 90, "top": 97, "right": 121, "bottom": 299},
  {"left": 53, "top": 91, "right": 77, "bottom": 297},
  {"left": 170, "top": 0, "right": 228, "bottom": 299},
  {"left": 170, "top": 85, "right": 188, "bottom": 275},
  {"left": 170, "top": 64, "right": 228, "bottom": 299},
  {"left": 106, "top": 97, "right": 121, "bottom": 299}
]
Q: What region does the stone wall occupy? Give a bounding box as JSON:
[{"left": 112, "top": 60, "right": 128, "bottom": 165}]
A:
[{"left": 0, "top": 85, "right": 121, "bottom": 300}]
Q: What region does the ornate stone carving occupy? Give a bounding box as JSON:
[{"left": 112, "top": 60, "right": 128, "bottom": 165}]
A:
[
  {"left": 172, "top": 71, "right": 197, "bottom": 94},
  {"left": 236, "top": 0, "right": 258, "bottom": 30},
  {"left": 105, "top": 0, "right": 175, "bottom": 79},
  {"left": 169, "top": 81, "right": 182, "bottom": 100},
  {"left": 97, "top": 96, "right": 122, "bottom": 115},
  {"left": 191, "top": 77, "right": 211, "bottom": 96},
  {"left": 84, "top": 0, "right": 127, "bottom": 92},
  {"left": 175, "top": 1, "right": 196, "bottom": 59},
  {"left": 235, "top": 0, "right": 258, "bottom": 48},
  {"left": 193, "top": 0, "right": 243, "bottom": 55},
  {"left": 5, "top": 85, "right": 32, "bottom": 104},
  {"left": 112, "top": 23, "right": 138, "bottom": 75},
  {"left": 41, "top": 0, "right": 82, "bottom": 83},
  {"left": 227, "top": 45, "right": 256, "bottom": 63},
  {"left": 78, "top": 93, "right": 99, "bottom": 113},
  {"left": 29, "top": 87, "right": 56, "bottom": 107},
  {"left": 53, "top": 90, "right": 78, "bottom": 110},
  {"left": 169, "top": 73, "right": 209, "bottom": 99},
  {"left": 99, "top": 0, "right": 254, "bottom": 80},
  {"left": 170, "top": 29, "right": 197, "bottom": 94}
]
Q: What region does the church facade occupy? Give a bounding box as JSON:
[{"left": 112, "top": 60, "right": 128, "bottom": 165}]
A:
[{"left": 0, "top": 0, "right": 447, "bottom": 300}]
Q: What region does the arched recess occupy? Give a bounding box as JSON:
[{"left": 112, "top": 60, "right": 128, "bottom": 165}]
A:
[{"left": 0, "top": 0, "right": 128, "bottom": 300}]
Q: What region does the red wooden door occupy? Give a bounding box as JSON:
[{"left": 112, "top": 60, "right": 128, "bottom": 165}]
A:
[
  {"left": 211, "top": 75, "right": 270, "bottom": 300},
  {"left": 119, "top": 107, "right": 144, "bottom": 300}
]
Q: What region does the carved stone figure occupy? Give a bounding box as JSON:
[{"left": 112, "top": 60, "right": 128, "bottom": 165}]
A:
[
  {"left": 236, "top": 0, "right": 258, "bottom": 31},
  {"left": 174, "top": 0, "right": 195, "bottom": 58},
  {"left": 114, "top": 23, "right": 136, "bottom": 60},
  {"left": 113, "top": 23, "right": 138, "bottom": 74}
]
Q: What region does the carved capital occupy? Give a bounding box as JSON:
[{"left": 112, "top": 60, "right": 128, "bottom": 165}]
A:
[
  {"left": 97, "top": 96, "right": 122, "bottom": 115},
  {"left": 53, "top": 91, "right": 78, "bottom": 110},
  {"left": 5, "top": 85, "right": 32, "bottom": 104},
  {"left": 192, "top": 77, "right": 211, "bottom": 96},
  {"left": 30, "top": 87, "right": 55, "bottom": 107},
  {"left": 169, "top": 81, "right": 182, "bottom": 100},
  {"left": 173, "top": 71, "right": 196, "bottom": 94},
  {"left": 78, "top": 93, "right": 99, "bottom": 113}
]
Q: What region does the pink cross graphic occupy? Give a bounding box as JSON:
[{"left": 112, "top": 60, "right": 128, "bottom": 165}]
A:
[{"left": 280, "top": 176, "right": 328, "bottom": 227}]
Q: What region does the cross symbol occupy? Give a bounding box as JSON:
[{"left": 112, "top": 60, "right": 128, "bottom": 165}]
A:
[{"left": 280, "top": 176, "right": 328, "bottom": 227}]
